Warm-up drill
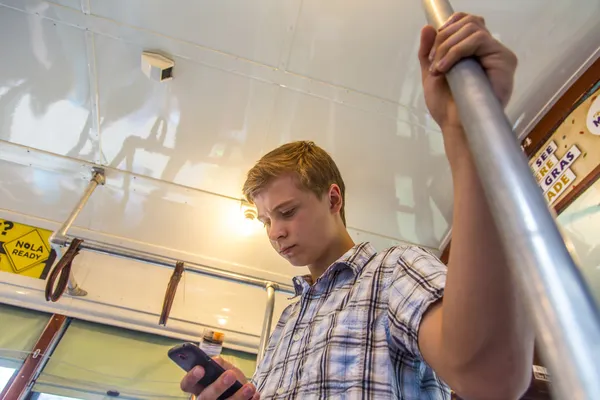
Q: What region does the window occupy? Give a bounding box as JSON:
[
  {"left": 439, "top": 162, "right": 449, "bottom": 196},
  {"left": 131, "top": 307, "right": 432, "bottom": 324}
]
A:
[
  {"left": 1, "top": 304, "right": 257, "bottom": 399},
  {"left": 0, "top": 303, "right": 50, "bottom": 392},
  {"left": 557, "top": 177, "right": 600, "bottom": 307},
  {"left": 33, "top": 394, "right": 84, "bottom": 400},
  {"left": 31, "top": 320, "right": 190, "bottom": 399},
  {"left": 0, "top": 366, "right": 16, "bottom": 393}
]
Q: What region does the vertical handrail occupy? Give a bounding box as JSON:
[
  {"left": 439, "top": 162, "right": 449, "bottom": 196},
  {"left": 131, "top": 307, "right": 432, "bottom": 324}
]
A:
[
  {"left": 421, "top": 1, "right": 600, "bottom": 399},
  {"left": 257, "top": 283, "right": 276, "bottom": 365}
]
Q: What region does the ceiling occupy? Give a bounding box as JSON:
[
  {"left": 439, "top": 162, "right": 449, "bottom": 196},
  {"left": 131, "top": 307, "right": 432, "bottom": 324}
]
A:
[{"left": 0, "top": 0, "right": 599, "bottom": 281}]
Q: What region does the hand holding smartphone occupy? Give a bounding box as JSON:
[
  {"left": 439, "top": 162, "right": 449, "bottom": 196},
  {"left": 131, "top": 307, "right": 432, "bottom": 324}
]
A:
[{"left": 169, "top": 342, "right": 256, "bottom": 400}]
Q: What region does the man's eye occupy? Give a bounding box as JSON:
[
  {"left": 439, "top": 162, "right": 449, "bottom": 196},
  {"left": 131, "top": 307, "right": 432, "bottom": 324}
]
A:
[{"left": 282, "top": 208, "right": 296, "bottom": 217}]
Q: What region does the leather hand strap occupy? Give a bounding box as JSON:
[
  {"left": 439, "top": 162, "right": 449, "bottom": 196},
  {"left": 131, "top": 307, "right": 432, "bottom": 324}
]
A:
[
  {"left": 159, "top": 261, "right": 185, "bottom": 326},
  {"left": 45, "top": 238, "right": 84, "bottom": 302}
]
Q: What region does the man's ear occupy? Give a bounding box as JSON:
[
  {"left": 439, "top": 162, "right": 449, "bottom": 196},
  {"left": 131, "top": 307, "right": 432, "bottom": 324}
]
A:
[{"left": 328, "top": 184, "right": 343, "bottom": 214}]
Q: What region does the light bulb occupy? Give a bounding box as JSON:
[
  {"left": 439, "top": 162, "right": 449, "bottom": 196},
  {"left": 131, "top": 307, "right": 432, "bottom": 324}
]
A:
[{"left": 239, "top": 217, "right": 257, "bottom": 236}]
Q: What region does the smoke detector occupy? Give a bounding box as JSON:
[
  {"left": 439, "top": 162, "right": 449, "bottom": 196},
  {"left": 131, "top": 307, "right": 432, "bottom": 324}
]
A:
[{"left": 141, "top": 51, "right": 174, "bottom": 82}]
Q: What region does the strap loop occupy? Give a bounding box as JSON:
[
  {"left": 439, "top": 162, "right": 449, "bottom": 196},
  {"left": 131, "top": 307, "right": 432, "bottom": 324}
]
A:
[
  {"left": 45, "top": 238, "right": 84, "bottom": 302},
  {"left": 159, "top": 261, "right": 185, "bottom": 326}
]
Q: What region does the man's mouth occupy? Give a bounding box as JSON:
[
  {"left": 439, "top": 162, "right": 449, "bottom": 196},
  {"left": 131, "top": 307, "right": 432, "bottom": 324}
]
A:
[{"left": 279, "top": 245, "right": 296, "bottom": 255}]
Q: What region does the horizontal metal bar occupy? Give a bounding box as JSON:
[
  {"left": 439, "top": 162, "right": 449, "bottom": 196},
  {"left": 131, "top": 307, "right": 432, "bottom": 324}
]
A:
[
  {"left": 56, "top": 236, "right": 295, "bottom": 295},
  {"left": 421, "top": 1, "right": 600, "bottom": 399}
]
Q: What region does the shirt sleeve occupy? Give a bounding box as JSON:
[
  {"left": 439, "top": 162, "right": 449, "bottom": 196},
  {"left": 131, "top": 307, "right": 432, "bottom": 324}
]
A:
[{"left": 387, "top": 245, "right": 447, "bottom": 359}]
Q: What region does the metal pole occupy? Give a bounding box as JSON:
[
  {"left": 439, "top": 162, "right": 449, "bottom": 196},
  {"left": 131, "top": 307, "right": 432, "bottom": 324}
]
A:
[
  {"left": 49, "top": 168, "right": 105, "bottom": 296},
  {"left": 257, "top": 283, "right": 276, "bottom": 365},
  {"left": 49, "top": 168, "right": 105, "bottom": 246},
  {"left": 58, "top": 236, "right": 295, "bottom": 295},
  {"left": 421, "top": 1, "right": 600, "bottom": 399}
]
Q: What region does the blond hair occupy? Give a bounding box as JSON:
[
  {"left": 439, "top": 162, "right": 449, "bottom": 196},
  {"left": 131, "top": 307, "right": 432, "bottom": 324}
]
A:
[{"left": 243, "top": 141, "right": 346, "bottom": 225}]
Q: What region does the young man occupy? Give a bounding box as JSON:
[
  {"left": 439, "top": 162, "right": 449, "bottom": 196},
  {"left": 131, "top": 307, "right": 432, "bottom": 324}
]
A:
[{"left": 181, "top": 12, "right": 534, "bottom": 400}]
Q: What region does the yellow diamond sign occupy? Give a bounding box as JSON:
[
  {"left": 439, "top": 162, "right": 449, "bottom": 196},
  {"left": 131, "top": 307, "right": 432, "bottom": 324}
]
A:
[{"left": 3, "top": 229, "right": 50, "bottom": 273}]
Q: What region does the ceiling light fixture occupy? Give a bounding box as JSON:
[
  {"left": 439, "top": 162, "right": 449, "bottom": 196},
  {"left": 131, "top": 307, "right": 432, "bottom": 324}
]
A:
[
  {"left": 236, "top": 199, "right": 260, "bottom": 236},
  {"left": 241, "top": 200, "right": 258, "bottom": 221}
]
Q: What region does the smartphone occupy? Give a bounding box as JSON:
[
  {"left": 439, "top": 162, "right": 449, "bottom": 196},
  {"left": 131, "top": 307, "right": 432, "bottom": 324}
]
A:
[{"left": 168, "top": 342, "right": 244, "bottom": 400}]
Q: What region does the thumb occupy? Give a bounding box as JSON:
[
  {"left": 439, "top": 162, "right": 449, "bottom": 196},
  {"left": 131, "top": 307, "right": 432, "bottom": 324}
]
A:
[{"left": 418, "top": 25, "right": 437, "bottom": 80}]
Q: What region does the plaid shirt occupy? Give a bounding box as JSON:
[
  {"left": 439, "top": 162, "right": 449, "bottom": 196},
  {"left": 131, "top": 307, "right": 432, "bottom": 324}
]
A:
[{"left": 252, "top": 242, "right": 450, "bottom": 399}]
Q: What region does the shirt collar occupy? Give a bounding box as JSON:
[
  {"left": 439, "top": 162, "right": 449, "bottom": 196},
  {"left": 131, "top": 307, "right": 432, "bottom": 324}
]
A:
[{"left": 291, "top": 242, "right": 377, "bottom": 297}]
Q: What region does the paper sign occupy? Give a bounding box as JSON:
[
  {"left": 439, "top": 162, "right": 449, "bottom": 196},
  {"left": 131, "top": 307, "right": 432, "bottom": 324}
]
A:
[
  {"left": 539, "top": 145, "right": 581, "bottom": 193},
  {"left": 530, "top": 141, "right": 557, "bottom": 173},
  {"left": 0, "top": 219, "right": 56, "bottom": 279},
  {"left": 545, "top": 169, "right": 576, "bottom": 205},
  {"left": 534, "top": 154, "right": 558, "bottom": 183}
]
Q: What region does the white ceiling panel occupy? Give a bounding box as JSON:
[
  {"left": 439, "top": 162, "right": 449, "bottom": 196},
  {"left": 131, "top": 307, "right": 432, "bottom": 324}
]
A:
[
  {"left": 89, "top": 0, "right": 301, "bottom": 67},
  {"left": 287, "top": 0, "right": 600, "bottom": 118},
  {"left": 88, "top": 168, "right": 302, "bottom": 283},
  {"left": 287, "top": 0, "right": 425, "bottom": 104},
  {"left": 0, "top": 142, "right": 437, "bottom": 287},
  {"left": 498, "top": 0, "right": 600, "bottom": 135},
  {"left": 1, "top": 0, "right": 599, "bottom": 255},
  {"left": 49, "top": 0, "right": 80, "bottom": 10},
  {"left": 94, "top": 34, "right": 278, "bottom": 199},
  {"left": 0, "top": 6, "right": 95, "bottom": 161},
  {"left": 265, "top": 87, "right": 452, "bottom": 248},
  {"left": 0, "top": 159, "right": 96, "bottom": 230}
]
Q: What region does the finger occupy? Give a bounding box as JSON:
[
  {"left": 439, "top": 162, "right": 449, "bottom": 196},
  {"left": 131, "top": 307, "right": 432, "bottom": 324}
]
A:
[
  {"left": 430, "top": 22, "right": 484, "bottom": 75},
  {"left": 439, "top": 13, "right": 464, "bottom": 30},
  {"left": 198, "top": 370, "right": 238, "bottom": 400},
  {"left": 250, "top": 392, "right": 261, "bottom": 400},
  {"left": 229, "top": 383, "right": 257, "bottom": 400},
  {"left": 430, "top": 14, "right": 487, "bottom": 65},
  {"left": 418, "top": 25, "right": 437, "bottom": 80},
  {"left": 438, "top": 12, "right": 479, "bottom": 32},
  {"left": 180, "top": 366, "right": 205, "bottom": 395},
  {"left": 434, "top": 29, "right": 500, "bottom": 74}
]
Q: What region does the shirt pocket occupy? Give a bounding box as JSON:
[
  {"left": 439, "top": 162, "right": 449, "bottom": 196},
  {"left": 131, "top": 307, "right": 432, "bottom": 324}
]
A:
[{"left": 299, "top": 305, "right": 368, "bottom": 396}]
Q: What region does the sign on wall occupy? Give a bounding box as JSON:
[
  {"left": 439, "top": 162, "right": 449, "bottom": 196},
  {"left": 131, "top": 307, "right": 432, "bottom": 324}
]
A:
[
  {"left": 529, "top": 85, "right": 600, "bottom": 207},
  {"left": 0, "top": 219, "right": 56, "bottom": 279}
]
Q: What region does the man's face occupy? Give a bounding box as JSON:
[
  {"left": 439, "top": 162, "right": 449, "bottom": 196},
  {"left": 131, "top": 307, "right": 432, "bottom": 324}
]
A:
[{"left": 254, "top": 174, "right": 337, "bottom": 267}]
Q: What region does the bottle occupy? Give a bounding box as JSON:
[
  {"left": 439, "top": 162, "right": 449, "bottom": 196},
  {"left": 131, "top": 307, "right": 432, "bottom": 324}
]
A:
[{"left": 199, "top": 329, "right": 225, "bottom": 357}]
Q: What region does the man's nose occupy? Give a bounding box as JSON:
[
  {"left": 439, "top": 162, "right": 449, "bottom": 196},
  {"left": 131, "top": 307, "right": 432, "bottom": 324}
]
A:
[{"left": 268, "top": 220, "right": 287, "bottom": 242}]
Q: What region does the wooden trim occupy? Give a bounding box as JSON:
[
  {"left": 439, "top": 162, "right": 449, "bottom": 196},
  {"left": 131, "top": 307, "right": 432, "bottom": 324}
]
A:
[
  {"left": 554, "top": 164, "right": 600, "bottom": 214},
  {"left": 521, "top": 56, "right": 600, "bottom": 158},
  {"left": 520, "top": 55, "right": 600, "bottom": 215},
  {"left": 0, "top": 314, "right": 68, "bottom": 400}
]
